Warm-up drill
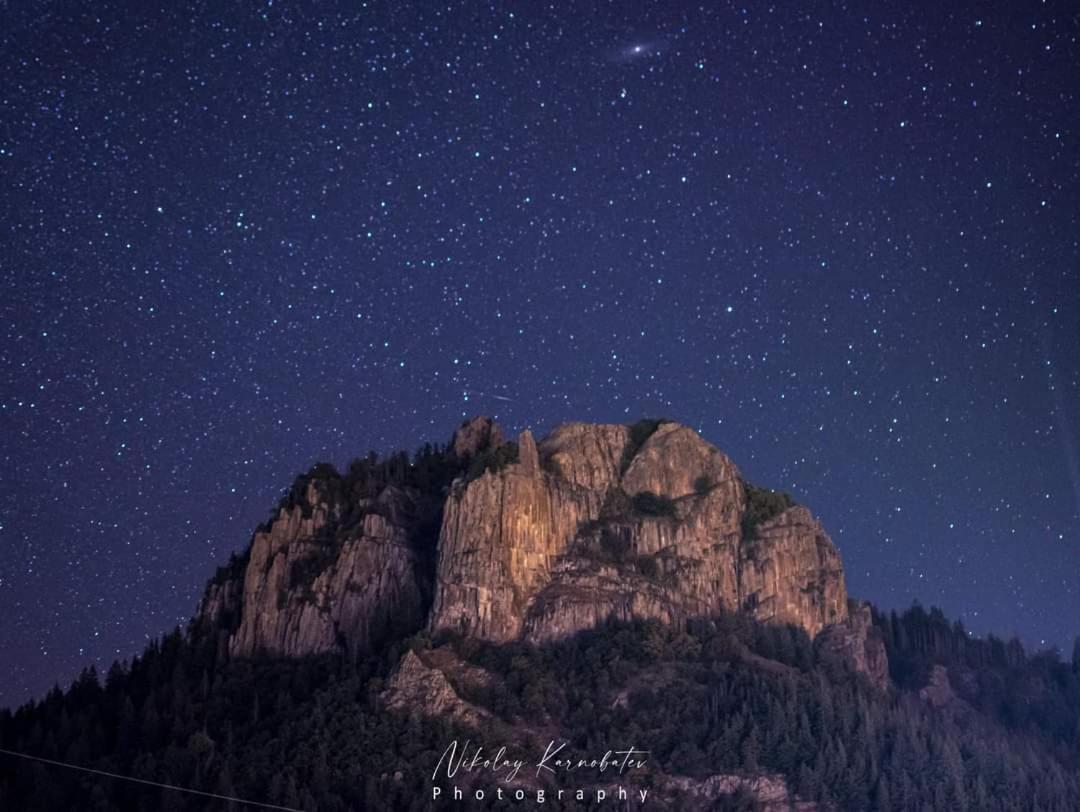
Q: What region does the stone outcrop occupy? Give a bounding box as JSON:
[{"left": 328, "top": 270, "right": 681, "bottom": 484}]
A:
[
  {"left": 196, "top": 572, "right": 243, "bottom": 631},
  {"left": 231, "top": 512, "right": 425, "bottom": 659},
  {"left": 538, "top": 421, "right": 630, "bottom": 491},
  {"left": 919, "top": 664, "right": 960, "bottom": 708},
  {"left": 428, "top": 426, "right": 610, "bottom": 641},
  {"left": 451, "top": 415, "right": 504, "bottom": 459},
  {"left": 195, "top": 415, "right": 882, "bottom": 685},
  {"left": 666, "top": 773, "right": 818, "bottom": 811},
  {"left": 431, "top": 419, "right": 850, "bottom": 652},
  {"left": 739, "top": 507, "right": 848, "bottom": 638},
  {"left": 196, "top": 480, "right": 429, "bottom": 659},
  {"left": 817, "top": 601, "right": 890, "bottom": 690},
  {"left": 382, "top": 650, "right": 490, "bottom": 728}
]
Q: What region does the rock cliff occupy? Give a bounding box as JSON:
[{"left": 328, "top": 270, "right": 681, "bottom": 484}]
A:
[
  {"left": 194, "top": 464, "right": 441, "bottom": 660},
  {"left": 194, "top": 416, "right": 883, "bottom": 684},
  {"left": 817, "top": 600, "right": 890, "bottom": 691},
  {"left": 431, "top": 419, "right": 849, "bottom": 645},
  {"left": 382, "top": 650, "right": 492, "bottom": 729}
]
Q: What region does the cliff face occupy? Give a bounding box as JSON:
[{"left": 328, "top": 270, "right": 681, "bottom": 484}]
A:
[
  {"left": 738, "top": 506, "right": 848, "bottom": 636},
  {"left": 195, "top": 416, "right": 880, "bottom": 684},
  {"left": 428, "top": 426, "right": 610, "bottom": 641},
  {"left": 818, "top": 601, "right": 890, "bottom": 691},
  {"left": 227, "top": 499, "right": 427, "bottom": 659},
  {"left": 195, "top": 476, "right": 434, "bottom": 660},
  {"left": 430, "top": 419, "right": 849, "bottom": 646}
]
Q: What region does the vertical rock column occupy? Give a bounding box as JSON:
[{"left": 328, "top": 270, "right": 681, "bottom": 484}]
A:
[{"left": 429, "top": 429, "right": 598, "bottom": 641}]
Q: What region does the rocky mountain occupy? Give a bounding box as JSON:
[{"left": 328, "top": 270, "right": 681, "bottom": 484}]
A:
[
  {"left": 7, "top": 416, "right": 1080, "bottom": 811},
  {"left": 199, "top": 482, "right": 429, "bottom": 660},
  {"left": 193, "top": 416, "right": 885, "bottom": 687}
]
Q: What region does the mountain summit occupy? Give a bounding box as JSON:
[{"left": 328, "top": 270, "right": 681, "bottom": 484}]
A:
[
  {"left": 194, "top": 417, "right": 886, "bottom": 686},
  {"left": 8, "top": 417, "right": 1080, "bottom": 811}
]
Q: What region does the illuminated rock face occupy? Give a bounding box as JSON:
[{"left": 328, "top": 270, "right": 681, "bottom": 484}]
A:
[
  {"left": 429, "top": 420, "right": 850, "bottom": 645},
  {"left": 198, "top": 417, "right": 882, "bottom": 684},
  {"left": 429, "top": 427, "right": 610, "bottom": 641}
]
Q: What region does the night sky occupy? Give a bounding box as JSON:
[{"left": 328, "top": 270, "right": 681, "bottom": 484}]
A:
[{"left": 2, "top": 1, "right": 1078, "bottom": 707}]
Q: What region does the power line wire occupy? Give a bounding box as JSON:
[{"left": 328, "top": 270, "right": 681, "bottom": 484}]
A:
[{"left": 0, "top": 746, "right": 302, "bottom": 811}]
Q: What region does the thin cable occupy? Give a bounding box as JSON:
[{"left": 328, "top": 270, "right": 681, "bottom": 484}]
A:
[{"left": 0, "top": 746, "right": 302, "bottom": 811}]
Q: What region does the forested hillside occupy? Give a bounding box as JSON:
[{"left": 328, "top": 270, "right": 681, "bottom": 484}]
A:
[{"left": 3, "top": 605, "right": 1079, "bottom": 811}]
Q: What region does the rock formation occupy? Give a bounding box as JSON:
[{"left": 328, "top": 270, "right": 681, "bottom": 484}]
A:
[
  {"left": 450, "top": 414, "right": 504, "bottom": 459},
  {"left": 195, "top": 476, "right": 433, "bottom": 659},
  {"left": 194, "top": 415, "right": 885, "bottom": 685},
  {"left": 382, "top": 650, "right": 492, "bottom": 728},
  {"left": 430, "top": 419, "right": 850, "bottom": 646},
  {"left": 667, "top": 773, "right": 819, "bottom": 811},
  {"left": 817, "top": 600, "right": 890, "bottom": 691}
]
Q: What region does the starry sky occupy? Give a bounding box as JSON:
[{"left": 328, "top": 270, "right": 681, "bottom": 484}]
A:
[{"left": 2, "top": 1, "right": 1078, "bottom": 707}]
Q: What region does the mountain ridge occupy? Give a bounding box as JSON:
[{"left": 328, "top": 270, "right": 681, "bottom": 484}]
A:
[
  {"left": 193, "top": 416, "right": 887, "bottom": 689},
  {"left": 5, "top": 417, "right": 1080, "bottom": 810}
]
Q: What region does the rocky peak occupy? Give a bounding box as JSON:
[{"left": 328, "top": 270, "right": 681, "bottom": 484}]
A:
[
  {"left": 620, "top": 421, "right": 738, "bottom": 500},
  {"left": 194, "top": 417, "right": 884, "bottom": 685},
  {"left": 739, "top": 505, "right": 847, "bottom": 637},
  {"left": 381, "top": 650, "right": 491, "bottom": 728},
  {"left": 817, "top": 601, "right": 890, "bottom": 691},
  {"left": 451, "top": 415, "right": 504, "bottom": 459},
  {"left": 430, "top": 418, "right": 861, "bottom": 668},
  {"left": 537, "top": 421, "right": 630, "bottom": 491},
  {"left": 517, "top": 428, "right": 540, "bottom": 476},
  {"left": 192, "top": 449, "right": 454, "bottom": 660}
]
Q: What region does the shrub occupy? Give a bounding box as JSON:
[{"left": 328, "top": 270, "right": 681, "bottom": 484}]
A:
[
  {"left": 621, "top": 418, "right": 670, "bottom": 472},
  {"left": 636, "top": 555, "right": 660, "bottom": 579},
  {"left": 465, "top": 441, "right": 519, "bottom": 481},
  {"left": 599, "top": 487, "right": 633, "bottom": 520},
  {"left": 582, "top": 526, "right": 663, "bottom": 582},
  {"left": 741, "top": 481, "right": 795, "bottom": 540},
  {"left": 632, "top": 490, "right": 678, "bottom": 518},
  {"left": 271, "top": 462, "right": 344, "bottom": 520},
  {"left": 600, "top": 527, "right": 631, "bottom": 559},
  {"left": 209, "top": 550, "right": 249, "bottom": 585}
]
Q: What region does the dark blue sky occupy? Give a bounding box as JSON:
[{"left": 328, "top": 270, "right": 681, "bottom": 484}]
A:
[{"left": 2, "top": 1, "right": 1077, "bottom": 706}]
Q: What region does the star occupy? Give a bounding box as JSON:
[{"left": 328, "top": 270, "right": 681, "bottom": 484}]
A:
[{"left": 0, "top": 0, "right": 1077, "bottom": 709}]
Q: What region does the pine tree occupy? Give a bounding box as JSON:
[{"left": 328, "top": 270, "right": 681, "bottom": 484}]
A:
[{"left": 874, "top": 775, "right": 891, "bottom": 811}]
